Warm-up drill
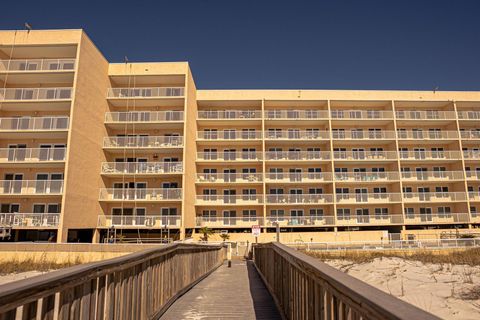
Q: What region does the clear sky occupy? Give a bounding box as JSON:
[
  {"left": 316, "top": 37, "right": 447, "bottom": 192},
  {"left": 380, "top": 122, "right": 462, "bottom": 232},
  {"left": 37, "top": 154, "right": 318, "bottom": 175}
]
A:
[{"left": 1, "top": 0, "right": 479, "bottom": 90}]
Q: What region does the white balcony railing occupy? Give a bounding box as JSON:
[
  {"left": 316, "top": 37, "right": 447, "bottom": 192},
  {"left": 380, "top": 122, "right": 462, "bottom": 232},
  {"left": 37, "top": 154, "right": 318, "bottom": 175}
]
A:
[
  {"left": 0, "top": 180, "right": 63, "bottom": 195},
  {"left": 197, "top": 151, "right": 262, "bottom": 161},
  {"left": 99, "top": 188, "right": 182, "bottom": 201},
  {"left": 334, "top": 172, "right": 399, "bottom": 182},
  {"left": 107, "top": 87, "right": 184, "bottom": 98},
  {"left": 336, "top": 214, "right": 404, "bottom": 225},
  {"left": 101, "top": 162, "right": 183, "bottom": 175},
  {"left": 195, "top": 195, "right": 263, "bottom": 205},
  {"left": 97, "top": 215, "right": 181, "bottom": 228},
  {"left": 396, "top": 130, "right": 459, "bottom": 140},
  {"left": 196, "top": 173, "right": 263, "bottom": 183},
  {"left": 196, "top": 216, "right": 264, "bottom": 227},
  {"left": 465, "top": 171, "right": 480, "bottom": 180},
  {"left": 198, "top": 110, "right": 262, "bottom": 119},
  {"left": 468, "top": 192, "right": 480, "bottom": 201},
  {"left": 332, "top": 131, "right": 395, "bottom": 140},
  {"left": 264, "top": 216, "right": 336, "bottom": 227},
  {"left": 266, "top": 194, "right": 333, "bottom": 204},
  {"left": 265, "top": 172, "right": 333, "bottom": 182},
  {"left": 0, "top": 148, "right": 66, "bottom": 163},
  {"left": 396, "top": 110, "right": 457, "bottom": 120},
  {"left": 264, "top": 110, "right": 329, "bottom": 119},
  {"left": 401, "top": 171, "right": 464, "bottom": 181},
  {"left": 197, "top": 130, "right": 262, "bottom": 140},
  {"left": 404, "top": 213, "right": 470, "bottom": 224},
  {"left": 460, "top": 130, "right": 480, "bottom": 139},
  {"left": 399, "top": 150, "right": 462, "bottom": 160},
  {"left": 333, "top": 151, "right": 397, "bottom": 160},
  {"left": 457, "top": 111, "right": 480, "bottom": 120},
  {"left": 0, "top": 88, "right": 72, "bottom": 101},
  {"left": 331, "top": 110, "right": 394, "bottom": 119},
  {"left": 463, "top": 150, "right": 480, "bottom": 160},
  {"left": 0, "top": 213, "right": 60, "bottom": 227},
  {"left": 0, "top": 59, "right": 75, "bottom": 72},
  {"left": 0, "top": 116, "right": 69, "bottom": 131},
  {"left": 103, "top": 136, "right": 183, "bottom": 148},
  {"left": 335, "top": 193, "right": 402, "bottom": 203},
  {"left": 403, "top": 192, "right": 467, "bottom": 202},
  {"left": 105, "top": 111, "right": 183, "bottom": 123},
  {"left": 265, "top": 130, "right": 329, "bottom": 140},
  {"left": 265, "top": 151, "right": 331, "bottom": 161}
]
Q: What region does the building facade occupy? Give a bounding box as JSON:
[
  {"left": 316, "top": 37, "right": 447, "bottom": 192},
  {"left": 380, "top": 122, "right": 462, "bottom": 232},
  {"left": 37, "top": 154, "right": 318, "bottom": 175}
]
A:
[{"left": 0, "top": 29, "right": 479, "bottom": 243}]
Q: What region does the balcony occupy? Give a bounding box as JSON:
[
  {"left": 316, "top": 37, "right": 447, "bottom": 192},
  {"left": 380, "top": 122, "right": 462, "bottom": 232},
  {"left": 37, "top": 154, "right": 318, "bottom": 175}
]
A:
[
  {"left": 457, "top": 111, "right": 480, "bottom": 120},
  {"left": 335, "top": 193, "right": 402, "bottom": 204},
  {"left": 404, "top": 213, "right": 470, "bottom": 224},
  {"left": 332, "top": 131, "right": 395, "bottom": 140},
  {"left": 97, "top": 215, "right": 181, "bottom": 228},
  {"left": 331, "top": 110, "right": 394, "bottom": 120},
  {"left": 197, "top": 130, "right": 262, "bottom": 142},
  {"left": 396, "top": 111, "right": 457, "bottom": 120},
  {"left": 195, "top": 195, "right": 263, "bottom": 206},
  {"left": 106, "top": 87, "right": 184, "bottom": 107},
  {"left": 0, "top": 213, "right": 60, "bottom": 228},
  {"left": 0, "top": 116, "right": 69, "bottom": 138},
  {"left": 468, "top": 192, "right": 480, "bottom": 202},
  {"left": 333, "top": 151, "right": 397, "bottom": 161},
  {"left": 103, "top": 136, "right": 183, "bottom": 151},
  {"left": 401, "top": 171, "right": 464, "bottom": 182},
  {"left": 264, "top": 216, "right": 335, "bottom": 227},
  {"left": 403, "top": 192, "right": 467, "bottom": 202},
  {"left": 264, "top": 130, "right": 329, "bottom": 140},
  {"left": 265, "top": 172, "right": 333, "bottom": 183},
  {"left": 0, "top": 88, "right": 72, "bottom": 101},
  {"left": 0, "top": 180, "right": 63, "bottom": 196},
  {"left": 463, "top": 150, "right": 480, "bottom": 160},
  {"left": 196, "top": 151, "right": 262, "bottom": 162},
  {"left": 99, "top": 188, "right": 182, "bottom": 202},
  {"left": 0, "top": 148, "right": 66, "bottom": 167},
  {"left": 265, "top": 151, "right": 330, "bottom": 161},
  {"left": 397, "top": 131, "right": 459, "bottom": 140},
  {"left": 101, "top": 162, "right": 183, "bottom": 176},
  {"left": 266, "top": 194, "right": 333, "bottom": 204},
  {"left": 460, "top": 131, "right": 480, "bottom": 140},
  {"left": 196, "top": 216, "right": 264, "bottom": 228},
  {"left": 334, "top": 172, "right": 399, "bottom": 183},
  {"left": 264, "top": 110, "right": 329, "bottom": 120},
  {"left": 197, "top": 110, "right": 261, "bottom": 120},
  {"left": 336, "top": 214, "right": 404, "bottom": 226},
  {"left": 465, "top": 171, "right": 480, "bottom": 180},
  {"left": 399, "top": 150, "right": 462, "bottom": 161},
  {"left": 196, "top": 173, "right": 263, "bottom": 184},
  {"left": 104, "top": 111, "right": 183, "bottom": 129},
  {"left": 0, "top": 59, "right": 75, "bottom": 72}
]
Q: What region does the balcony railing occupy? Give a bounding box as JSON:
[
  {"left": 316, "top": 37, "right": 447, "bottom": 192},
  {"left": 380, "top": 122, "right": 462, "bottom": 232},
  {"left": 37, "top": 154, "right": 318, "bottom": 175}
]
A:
[
  {"left": 330, "top": 110, "right": 393, "bottom": 119},
  {"left": 401, "top": 171, "right": 464, "bottom": 181},
  {"left": 457, "top": 111, "right": 480, "bottom": 120},
  {"left": 196, "top": 216, "right": 264, "bottom": 227},
  {"left": 265, "top": 130, "right": 329, "bottom": 140},
  {"left": 335, "top": 193, "right": 402, "bottom": 203},
  {"left": 334, "top": 172, "right": 399, "bottom": 182},
  {"left": 403, "top": 192, "right": 467, "bottom": 202},
  {"left": 0, "top": 116, "right": 69, "bottom": 131},
  {"left": 396, "top": 110, "right": 457, "bottom": 120},
  {"left": 460, "top": 131, "right": 480, "bottom": 139},
  {"left": 197, "top": 151, "right": 262, "bottom": 161},
  {"left": 0, "top": 148, "right": 66, "bottom": 163},
  {"left": 103, "top": 136, "right": 183, "bottom": 148},
  {"left": 468, "top": 192, "right": 480, "bottom": 201},
  {"left": 265, "top": 151, "right": 330, "bottom": 161},
  {"left": 265, "top": 172, "right": 333, "bottom": 182},
  {"left": 399, "top": 150, "right": 462, "bottom": 160},
  {"left": 195, "top": 195, "right": 263, "bottom": 205},
  {"left": 99, "top": 188, "right": 182, "bottom": 201},
  {"left": 0, "top": 180, "right": 63, "bottom": 195},
  {"left": 396, "top": 130, "right": 459, "bottom": 140},
  {"left": 107, "top": 87, "right": 184, "bottom": 98},
  {"left": 101, "top": 162, "right": 183, "bottom": 175},
  {"left": 196, "top": 173, "right": 263, "bottom": 183},
  {"left": 404, "top": 213, "right": 470, "bottom": 224},
  {"left": 266, "top": 194, "right": 333, "bottom": 204},
  {"left": 264, "top": 216, "right": 336, "bottom": 227},
  {"left": 198, "top": 110, "right": 262, "bottom": 119},
  {"left": 197, "top": 130, "right": 262, "bottom": 140},
  {"left": 105, "top": 111, "right": 183, "bottom": 123},
  {"left": 0, "top": 59, "right": 75, "bottom": 72},
  {"left": 333, "top": 151, "right": 397, "bottom": 160},
  {"left": 0, "top": 213, "right": 60, "bottom": 227},
  {"left": 0, "top": 88, "right": 72, "bottom": 101},
  {"left": 336, "top": 214, "right": 404, "bottom": 225},
  {"left": 97, "top": 215, "right": 181, "bottom": 228},
  {"left": 463, "top": 150, "right": 480, "bottom": 160},
  {"left": 264, "top": 110, "right": 329, "bottom": 119},
  {"left": 465, "top": 171, "right": 480, "bottom": 180},
  {"left": 332, "top": 131, "right": 395, "bottom": 140}
]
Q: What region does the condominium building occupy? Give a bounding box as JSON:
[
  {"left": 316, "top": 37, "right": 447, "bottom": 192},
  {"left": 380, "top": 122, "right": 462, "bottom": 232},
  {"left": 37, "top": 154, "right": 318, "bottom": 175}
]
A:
[{"left": 0, "top": 29, "right": 479, "bottom": 243}]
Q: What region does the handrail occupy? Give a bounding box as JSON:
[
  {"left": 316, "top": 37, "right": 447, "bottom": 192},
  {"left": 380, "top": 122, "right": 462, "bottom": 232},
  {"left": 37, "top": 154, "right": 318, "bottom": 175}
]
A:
[
  {"left": 107, "top": 87, "right": 184, "bottom": 98},
  {"left": 0, "top": 87, "right": 72, "bottom": 101},
  {"left": 0, "top": 116, "right": 69, "bottom": 131},
  {"left": 105, "top": 111, "right": 184, "bottom": 122},
  {"left": 0, "top": 58, "right": 75, "bottom": 71},
  {"left": 253, "top": 242, "right": 439, "bottom": 320},
  {"left": 0, "top": 243, "right": 225, "bottom": 319}
]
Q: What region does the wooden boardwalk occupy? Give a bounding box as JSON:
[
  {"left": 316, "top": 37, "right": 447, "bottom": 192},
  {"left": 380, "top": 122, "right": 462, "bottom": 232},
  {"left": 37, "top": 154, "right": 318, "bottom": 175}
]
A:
[{"left": 161, "top": 260, "right": 282, "bottom": 320}]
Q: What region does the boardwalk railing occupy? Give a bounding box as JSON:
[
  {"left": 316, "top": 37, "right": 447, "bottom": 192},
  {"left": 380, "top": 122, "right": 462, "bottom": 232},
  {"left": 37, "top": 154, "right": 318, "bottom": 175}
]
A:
[
  {"left": 253, "top": 242, "right": 438, "bottom": 320},
  {"left": 0, "top": 243, "right": 225, "bottom": 320}
]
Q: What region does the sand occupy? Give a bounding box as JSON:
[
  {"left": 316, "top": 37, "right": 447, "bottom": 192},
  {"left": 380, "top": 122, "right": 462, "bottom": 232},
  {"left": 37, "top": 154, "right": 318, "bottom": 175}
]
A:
[
  {"left": 325, "top": 257, "right": 480, "bottom": 320},
  {"left": 0, "top": 271, "right": 48, "bottom": 285}
]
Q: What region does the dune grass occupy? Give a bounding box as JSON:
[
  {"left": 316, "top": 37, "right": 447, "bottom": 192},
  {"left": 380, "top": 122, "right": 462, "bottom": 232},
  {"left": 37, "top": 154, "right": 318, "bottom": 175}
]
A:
[{"left": 0, "top": 256, "right": 81, "bottom": 275}]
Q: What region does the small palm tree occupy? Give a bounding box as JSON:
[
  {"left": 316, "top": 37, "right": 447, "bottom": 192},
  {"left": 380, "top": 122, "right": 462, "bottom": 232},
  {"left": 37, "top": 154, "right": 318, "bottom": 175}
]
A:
[
  {"left": 220, "top": 233, "right": 230, "bottom": 242},
  {"left": 199, "top": 227, "right": 213, "bottom": 242}
]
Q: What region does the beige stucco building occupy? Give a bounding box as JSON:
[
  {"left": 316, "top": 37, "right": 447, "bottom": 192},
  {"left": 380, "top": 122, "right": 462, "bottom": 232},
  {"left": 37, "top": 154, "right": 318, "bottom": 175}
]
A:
[{"left": 0, "top": 29, "right": 479, "bottom": 243}]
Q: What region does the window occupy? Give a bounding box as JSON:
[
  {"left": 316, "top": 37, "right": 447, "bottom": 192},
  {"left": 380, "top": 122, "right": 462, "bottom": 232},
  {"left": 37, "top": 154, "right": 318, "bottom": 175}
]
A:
[
  {"left": 270, "top": 209, "right": 285, "bottom": 221},
  {"left": 375, "top": 208, "right": 388, "bottom": 219},
  {"left": 437, "top": 207, "right": 451, "bottom": 218},
  {"left": 310, "top": 209, "right": 324, "bottom": 220},
  {"left": 242, "top": 209, "right": 256, "bottom": 222},
  {"left": 337, "top": 208, "right": 350, "bottom": 220},
  {"left": 404, "top": 207, "right": 415, "bottom": 218}
]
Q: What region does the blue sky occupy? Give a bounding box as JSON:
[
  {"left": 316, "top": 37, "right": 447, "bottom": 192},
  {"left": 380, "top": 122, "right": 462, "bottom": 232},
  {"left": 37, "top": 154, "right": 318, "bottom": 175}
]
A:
[{"left": 1, "top": 0, "right": 479, "bottom": 90}]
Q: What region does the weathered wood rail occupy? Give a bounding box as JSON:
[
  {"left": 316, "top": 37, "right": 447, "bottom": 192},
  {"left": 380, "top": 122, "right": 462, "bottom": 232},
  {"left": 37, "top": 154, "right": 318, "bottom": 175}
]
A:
[
  {"left": 253, "top": 242, "right": 440, "bottom": 320},
  {"left": 0, "top": 243, "right": 225, "bottom": 320}
]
